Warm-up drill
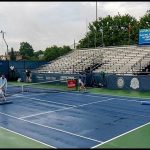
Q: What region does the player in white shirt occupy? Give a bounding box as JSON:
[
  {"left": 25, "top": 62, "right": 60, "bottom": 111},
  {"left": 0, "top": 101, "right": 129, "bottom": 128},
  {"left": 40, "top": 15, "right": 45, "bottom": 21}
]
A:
[
  {"left": 0, "top": 75, "right": 7, "bottom": 100},
  {"left": 78, "top": 78, "right": 86, "bottom": 92}
]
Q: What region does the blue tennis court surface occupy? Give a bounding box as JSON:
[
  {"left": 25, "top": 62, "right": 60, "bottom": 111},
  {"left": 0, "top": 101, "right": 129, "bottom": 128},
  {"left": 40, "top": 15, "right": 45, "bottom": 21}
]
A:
[{"left": 0, "top": 92, "right": 150, "bottom": 148}]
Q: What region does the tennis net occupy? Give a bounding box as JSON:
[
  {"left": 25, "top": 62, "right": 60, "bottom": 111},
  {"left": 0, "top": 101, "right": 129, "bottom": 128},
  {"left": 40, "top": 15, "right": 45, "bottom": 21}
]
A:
[{"left": 7, "top": 79, "right": 78, "bottom": 95}]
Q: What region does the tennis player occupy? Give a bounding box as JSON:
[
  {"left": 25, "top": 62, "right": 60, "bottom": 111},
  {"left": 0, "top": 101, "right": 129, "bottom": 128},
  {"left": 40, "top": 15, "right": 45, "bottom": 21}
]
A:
[
  {"left": 0, "top": 75, "right": 7, "bottom": 97},
  {"left": 78, "top": 77, "right": 86, "bottom": 92}
]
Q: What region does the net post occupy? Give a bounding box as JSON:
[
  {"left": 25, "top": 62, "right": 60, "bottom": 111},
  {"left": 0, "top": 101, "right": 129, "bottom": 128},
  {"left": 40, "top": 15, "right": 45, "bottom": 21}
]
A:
[{"left": 75, "top": 77, "right": 79, "bottom": 91}]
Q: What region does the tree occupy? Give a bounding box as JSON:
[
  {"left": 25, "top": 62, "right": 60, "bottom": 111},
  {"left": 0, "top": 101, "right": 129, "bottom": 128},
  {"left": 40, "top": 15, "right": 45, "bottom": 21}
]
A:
[
  {"left": 19, "top": 42, "right": 34, "bottom": 59},
  {"left": 43, "top": 45, "right": 72, "bottom": 61},
  {"left": 34, "top": 50, "right": 43, "bottom": 58},
  {"left": 112, "top": 13, "right": 138, "bottom": 45},
  {"left": 139, "top": 10, "right": 150, "bottom": 29},
  {"left": 44, "top": 45, "right": 59, "bottom": 61},
  {"left": 77, "top": 13, "right": 139, "bottom": 48},
  {"left": 9, "top": 47, "right": 16, "bottom": 60},
  {"left": 61, "top": 46, "right": 72, "bottom": 54}
]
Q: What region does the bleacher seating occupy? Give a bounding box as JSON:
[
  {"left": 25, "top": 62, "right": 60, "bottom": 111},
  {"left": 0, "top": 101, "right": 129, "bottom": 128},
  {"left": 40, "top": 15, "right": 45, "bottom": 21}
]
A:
[{"left": 34, "top": 45, "right": 150, "bottom": 75}]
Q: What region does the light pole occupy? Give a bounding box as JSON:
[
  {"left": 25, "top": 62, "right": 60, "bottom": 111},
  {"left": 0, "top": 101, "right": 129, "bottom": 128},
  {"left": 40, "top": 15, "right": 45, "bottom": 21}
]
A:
[
  {"left": 93, "top": 25, "right": 98, "bottom": 48},
  {"left": 95, "top": 1, "right": 98, "bottom": 49},
  {"left": 0, "top": 30, "right": 9, "bottom": 55},
  {"left": 86, "top": 17, "right": 89, "bottom": 48},
  {"left": 96, "top": 1, "right": 97, "bottom": 22},
  {"left": 95, "top": 28, "right": 96, "bottom": 48},
  {"left": 74, "top": 39, "right": 76, "bottom": 49},
  {"left": 128, "top": 23, "right": 131, "bottom": 45},
  {"left": 100, "top": 22, "right": 104, "bottom": 47}
]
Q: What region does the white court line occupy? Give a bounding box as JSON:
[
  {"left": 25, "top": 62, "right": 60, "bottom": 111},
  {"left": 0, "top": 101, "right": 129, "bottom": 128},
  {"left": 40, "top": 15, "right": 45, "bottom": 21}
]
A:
[
  {"left": 5, "top": 91, "right": 150, "bottom": 148},
  {"left": 19, "top": 98, "right": 114, "bottom": 119},
  {"left": 0, "top": 111, "right": 102, "bottom": 143},
  {"left": 91, "top": 121, "right": 150, "bottom": 148},
  {"left": 90, "top": 92, "right": 150, "bottom": 100},
  {"left": 13, "top": 95, "right": 75, "bottom": 107},
  {"left": 60, "top": 91, "right": 106, "bottom": 98},
  {"left": 0, "top": 96, "right": 150, "bottom": 148},
  {"left": 112, "top": 98, "right": 142, "bottom": 103},
  {"left": 60, "top": 91, "right": 150, "bottom": 100},
  {"left": 14, "top": 91, "right": 149, "bottom": 105},
  {"left": 12, "top": 92, "right": 51, "bottom": 97},
  {"left": 10, "top": 90, "right": 150, "bottom": 101},
  {"left": 20, "top": 98, "right": 150, "bottom": 119},
  {"left": 0, "top": 126, "right": 55, "bottom": 148},
  {"left": 12, "top": 94, "right": 150, "bottom": 119},
  {"left": 17, "top": 93, "right": 149, "bottom": 119},
  {"left": 13, "top": 92, "right": 142, "bottom": 106},
  {"left": 20, "top": 107, "right": 77, "bottom": 119},
  {"left": 60, "top": 92, "right": 150, "bottom": 105}
]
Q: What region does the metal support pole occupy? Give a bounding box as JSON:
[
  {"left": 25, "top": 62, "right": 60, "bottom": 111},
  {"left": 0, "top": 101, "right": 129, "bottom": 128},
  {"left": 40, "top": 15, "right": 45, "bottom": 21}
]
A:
[
  {"left": 0, "top": 30, "right": 9, "bottom": 55},
  {"left": 95, "top": 1, "right": 98, "bottom": 49},
  {"left": 95, "top": 31, "right": 96, "bottom": 48},
  {"left": 102, "top": 26, "right": 104, "bottom": 47}
]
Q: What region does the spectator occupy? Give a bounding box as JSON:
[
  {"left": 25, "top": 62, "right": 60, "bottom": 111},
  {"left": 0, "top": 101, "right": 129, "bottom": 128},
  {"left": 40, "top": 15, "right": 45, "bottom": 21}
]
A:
[
  {"left": 10, "top": 65, "right": 15, "bottom": 80},
  {"left": 25, "top": 69, "right": 31, "bottom": 83}
]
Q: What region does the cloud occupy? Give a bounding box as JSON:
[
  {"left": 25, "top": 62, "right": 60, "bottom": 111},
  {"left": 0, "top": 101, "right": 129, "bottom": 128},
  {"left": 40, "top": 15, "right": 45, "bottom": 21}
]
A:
[
  {"left": 0, "top": 2, "right": 149, "bottom": 55},
  {"left": 102, "top": 2, "right": 150, "bottom": 19}
]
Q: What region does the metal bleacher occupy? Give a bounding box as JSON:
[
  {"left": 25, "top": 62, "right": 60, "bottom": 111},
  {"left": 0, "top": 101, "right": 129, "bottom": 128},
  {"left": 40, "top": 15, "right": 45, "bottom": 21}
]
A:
[{"left": 34, "top": 45, "right": 150, "bottom": 75}]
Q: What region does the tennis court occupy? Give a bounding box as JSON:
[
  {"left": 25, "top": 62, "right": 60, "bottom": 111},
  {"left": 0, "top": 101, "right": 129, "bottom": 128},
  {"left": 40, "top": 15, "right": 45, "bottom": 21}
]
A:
[{"left": 0, "top": 83, "right": 150, "bottom": 148}]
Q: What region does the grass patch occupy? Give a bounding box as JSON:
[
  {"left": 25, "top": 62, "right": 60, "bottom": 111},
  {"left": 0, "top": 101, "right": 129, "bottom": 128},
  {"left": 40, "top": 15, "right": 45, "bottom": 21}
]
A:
[
  {"left": 97, "top": 123, "right": 150, "bottom": 148},
  {"left": 87, "top": 87, "right": 150, "bottom": 99}
]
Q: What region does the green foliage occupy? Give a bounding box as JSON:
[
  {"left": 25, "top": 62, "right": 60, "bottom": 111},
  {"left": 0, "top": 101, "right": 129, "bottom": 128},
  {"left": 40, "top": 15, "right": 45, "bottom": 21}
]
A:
[
  {"left": 43, "top": 45, "right": 72, "bottom": 61},
  {"left": 19, "top": 42, "right": 34, "bottom": 59},
  {"left": 33, "top": 50, "right": 44, "bottom": 60},
  {"left": 139, "top": 11, "right": 150, "bottom": 29},
  {"left": 18, "top": 42, "right": 72, "bottom": 61},
  {"left": 77, "top": 10, "right": 149, "bottom": 48},
  {"left": 34, "top": 50, "right": 43, "bottom": 58},
  {"left": 17, "top": 11, "right": 149, "bottom": 61}
]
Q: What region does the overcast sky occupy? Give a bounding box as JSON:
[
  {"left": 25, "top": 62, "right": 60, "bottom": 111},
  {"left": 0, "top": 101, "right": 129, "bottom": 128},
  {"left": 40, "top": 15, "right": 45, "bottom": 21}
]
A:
[{"left": 0, "top": 1, "right": 149, "bottom": 55}]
